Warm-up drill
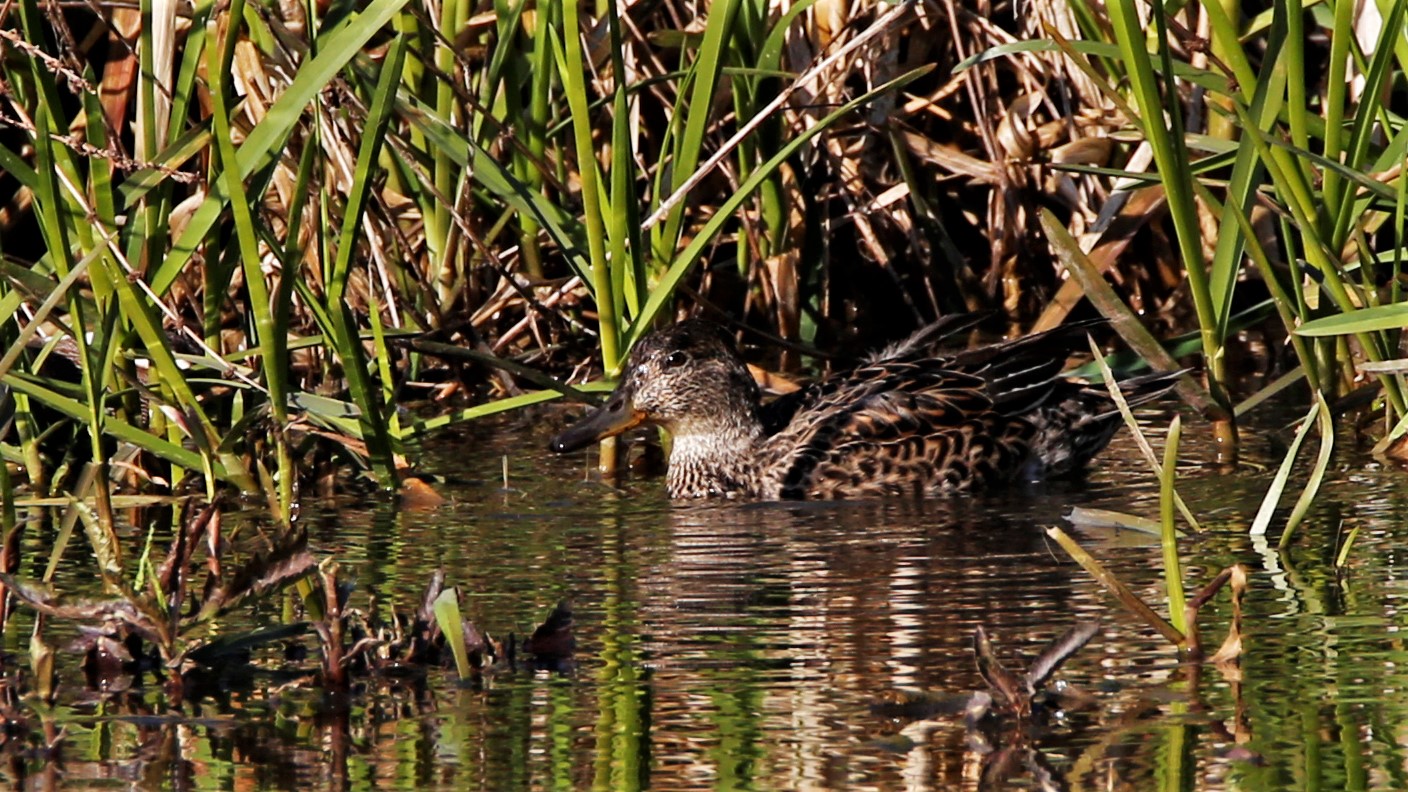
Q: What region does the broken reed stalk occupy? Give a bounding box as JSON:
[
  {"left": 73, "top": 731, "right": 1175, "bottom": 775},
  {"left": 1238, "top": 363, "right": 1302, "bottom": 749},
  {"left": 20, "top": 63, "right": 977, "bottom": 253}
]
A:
[
  {"left": 1048, "top": 526, "right": 1246, "bottom": 662},
  {"left": 1045, "top": 526, "right": 1184, "bottom": 646}
]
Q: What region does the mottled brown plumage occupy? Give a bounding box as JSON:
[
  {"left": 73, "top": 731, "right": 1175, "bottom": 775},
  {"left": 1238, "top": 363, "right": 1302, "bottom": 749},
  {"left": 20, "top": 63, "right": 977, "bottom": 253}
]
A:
[{"left": 550, "top": 319, "right": 1179, "bottom": 500}]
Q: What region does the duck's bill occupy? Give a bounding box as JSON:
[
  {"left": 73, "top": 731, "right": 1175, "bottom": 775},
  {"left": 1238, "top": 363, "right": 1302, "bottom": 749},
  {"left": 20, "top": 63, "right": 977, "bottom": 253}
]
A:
[{"left": 550, "top": 394, "right": 647, "bottom": 453}]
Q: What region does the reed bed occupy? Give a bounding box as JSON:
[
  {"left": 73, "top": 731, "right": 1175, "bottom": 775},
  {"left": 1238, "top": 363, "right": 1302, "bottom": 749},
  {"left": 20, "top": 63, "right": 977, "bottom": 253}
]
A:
[{"left": 0, "top": 0, "right": 1404, "bottom": 516}]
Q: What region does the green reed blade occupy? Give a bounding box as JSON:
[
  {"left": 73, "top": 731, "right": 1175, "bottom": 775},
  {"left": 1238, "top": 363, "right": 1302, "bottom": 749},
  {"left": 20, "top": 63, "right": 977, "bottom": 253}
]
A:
[
  {"left": 1328, "top": 0, "right": 1405, "bottom": 249},
  {"left": 1161, "top": 415, "right": 1186, "bottom": 634},
  {"left": 1106, "top": 0, "right": 1222, "bottom": 406},
  {"left": 552, "top": 7, "right": 619, "bottom": 371},
  {"left": 1249, "top": 399, "right": 1318, "bottom": 537},
  {"left": 0, "top": 374, "right": 219, "bottom": 476},
  {"left": 324, "top": 36, "right": 410, "bottom": 485},
  {"left": 394, "top": 95, "right": 590, "bottom": 282},
  {"left": 1319, "top": 0, "right": 1356, "bottom": 224},
  {"left": 432, "top": 588, "right": 472, "bottom": 680},
  {"left": 402, "top": 389, "right": 577, "bottom": 437},
  {"left": 955, "top": 39, "right": 1233, "bottom": 95},
  {"left": 1205, "top": 0, "right": 1285, "bottom": 342},
  {"left": 650, "top": 0, "right": 741, "bottom": 272},
  {"left": 1295, "top": 304, "right": 1408, "bottom": 336},
  {"left": 154, "top": 0, "right": 414, "bottom": 295},
  {"left": 208, "top": 5, "right": 290, "bottom": 504}
]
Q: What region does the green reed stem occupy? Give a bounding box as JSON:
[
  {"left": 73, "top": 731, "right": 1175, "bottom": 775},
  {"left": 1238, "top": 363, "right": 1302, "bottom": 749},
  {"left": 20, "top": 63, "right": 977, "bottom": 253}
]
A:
[
  {"left": 208, "top": 4, "right": 292, "bottom": 512},
  {"left": 555, "top": 4, "right": 619, "bottom": 372},
  {"left": 1161, "top": 416, "right": 1187, "bottom": 636}
]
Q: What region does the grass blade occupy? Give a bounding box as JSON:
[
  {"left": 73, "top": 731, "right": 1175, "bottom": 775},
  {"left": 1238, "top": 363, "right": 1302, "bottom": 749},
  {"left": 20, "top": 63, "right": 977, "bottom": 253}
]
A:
[
  {"left": 627, "top": 64, "right": 934, "bottom": 347},
  {"left": 1085, "top": 336, "right": 1203, "bottom": 533},
  {"left": 155, "top": 0, "right": 414, "bottom": 295},
  {"left": 1249, "top": 399, "right": 1319, "bottom": 537}
]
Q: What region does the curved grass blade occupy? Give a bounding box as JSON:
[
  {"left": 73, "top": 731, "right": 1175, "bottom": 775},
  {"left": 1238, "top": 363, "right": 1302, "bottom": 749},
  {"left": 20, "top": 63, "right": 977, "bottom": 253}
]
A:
[
  {"left": 1248, "top": 399, "right": 1319, "bottom": 537},
  {"left": 1084, "top": 335, "right": 1203, "bottom": 534},
  {"left": 1294, "top": 304, "right": 1408, "bottom": 336},
  {"left": 1, "top": 373, "right": 223, "bottom": 477},
  {"left": 1278, "top": 396, "right": 1334, "bottom": 550},
  {"left": 955, "top": 38, "right": 1232, "bottom": 95},
  {"left": 400, "top": 388, "right": 590, "bottom": 438}
]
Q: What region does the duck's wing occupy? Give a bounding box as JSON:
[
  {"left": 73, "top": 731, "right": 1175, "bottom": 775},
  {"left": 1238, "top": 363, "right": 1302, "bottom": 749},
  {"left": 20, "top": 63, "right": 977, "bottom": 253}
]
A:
[
  {"left": 865, "top": 313, "right": 991, "bottom": 362},
  {"left": 758, "top": 363, "right": 1040, "bottom": 498},
  {"left": 941, "top": 322, "right": 1109, "bottom": 413},
  {"left": 757, "top": 324, "right": 1134, "bottom": 498},
  {"left": 755, "top": 321, "right": 1181, "bottom": 496},
  {"left": 759, "top": 319, "right": 1088, "bottom": 435},
  {"left": 757, "top": 315, "right": 989, "bottom": 435},
  {"left": 757, "top": 359, "right": 886, "bottom": 436},
  {"left": 759, "top": 357, "right": 958, "bottom": 436}
]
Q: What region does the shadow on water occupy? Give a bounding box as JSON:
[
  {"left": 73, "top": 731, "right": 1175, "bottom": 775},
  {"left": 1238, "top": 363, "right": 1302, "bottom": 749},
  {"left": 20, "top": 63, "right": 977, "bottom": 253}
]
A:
[{"left": 5, "top": 412, "right": 1408, "bottom": 790}]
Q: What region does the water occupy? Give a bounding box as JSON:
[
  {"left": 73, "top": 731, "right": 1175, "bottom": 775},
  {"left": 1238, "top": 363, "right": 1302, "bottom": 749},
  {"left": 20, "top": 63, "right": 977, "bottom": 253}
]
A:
[{"left": 5, "top": 409, "right": 1408, "bottom": 790}]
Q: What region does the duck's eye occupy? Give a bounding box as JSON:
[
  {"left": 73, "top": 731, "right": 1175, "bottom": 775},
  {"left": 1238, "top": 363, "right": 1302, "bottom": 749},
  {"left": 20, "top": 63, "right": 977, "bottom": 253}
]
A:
[{"left": 664, "top": 351, "right": 689, "bottom": 368}]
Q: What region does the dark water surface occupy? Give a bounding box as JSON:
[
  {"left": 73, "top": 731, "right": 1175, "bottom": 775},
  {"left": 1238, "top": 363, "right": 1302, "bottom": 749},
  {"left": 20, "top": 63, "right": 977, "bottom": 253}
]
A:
[{"left": 9, "top": 409, "right": 1408, "bottom": 790}]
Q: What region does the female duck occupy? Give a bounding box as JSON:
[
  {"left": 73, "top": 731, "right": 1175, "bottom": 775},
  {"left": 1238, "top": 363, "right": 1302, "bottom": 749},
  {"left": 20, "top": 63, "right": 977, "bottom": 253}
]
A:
[{"left": 550, "top": 320, "right": 1178, "bottom": 500}]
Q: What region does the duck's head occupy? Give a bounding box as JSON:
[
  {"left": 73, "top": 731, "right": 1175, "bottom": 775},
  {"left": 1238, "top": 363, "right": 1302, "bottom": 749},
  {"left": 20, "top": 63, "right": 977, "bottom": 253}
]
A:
[{"left": 550, "top": 320, "right": 762, "bottom": 453}]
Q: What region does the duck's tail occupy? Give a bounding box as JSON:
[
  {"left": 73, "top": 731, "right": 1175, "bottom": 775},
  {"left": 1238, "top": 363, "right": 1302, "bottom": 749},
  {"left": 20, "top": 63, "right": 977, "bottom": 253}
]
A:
[{"left": 1021, "top": 370, "right": 1184, "bottom": 479}]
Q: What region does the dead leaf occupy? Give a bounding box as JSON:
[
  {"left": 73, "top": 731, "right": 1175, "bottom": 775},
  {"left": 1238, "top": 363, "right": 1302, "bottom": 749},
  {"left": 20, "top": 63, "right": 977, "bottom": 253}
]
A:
[
  {"left": 1208, "top": 565, "right": 1247, "bottom": 664},
  {"left": 198, "top": 533, "right": 315, "bottom": 619}
]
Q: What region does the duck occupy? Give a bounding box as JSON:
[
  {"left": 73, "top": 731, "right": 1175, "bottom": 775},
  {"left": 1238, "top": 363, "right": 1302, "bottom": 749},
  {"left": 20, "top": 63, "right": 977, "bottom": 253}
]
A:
[{"left": 550, "top": 318, "right": 1181, "bottom": 500}]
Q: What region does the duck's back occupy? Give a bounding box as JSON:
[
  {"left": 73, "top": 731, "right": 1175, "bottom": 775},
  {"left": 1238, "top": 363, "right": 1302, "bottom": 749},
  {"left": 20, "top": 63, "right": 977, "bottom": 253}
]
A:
[
  {"left": 751, "top": 323, "right": 1174, "bottom": 500},
  {"left": 755, "top": 361, "right": 1041, "bottom": 499}
]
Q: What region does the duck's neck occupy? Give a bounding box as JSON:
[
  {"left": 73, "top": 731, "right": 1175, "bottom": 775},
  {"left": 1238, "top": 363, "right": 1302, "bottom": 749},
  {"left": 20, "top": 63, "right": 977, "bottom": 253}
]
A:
[{"left": 665, "top": 415, "right": 765, "bottom": 498}]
